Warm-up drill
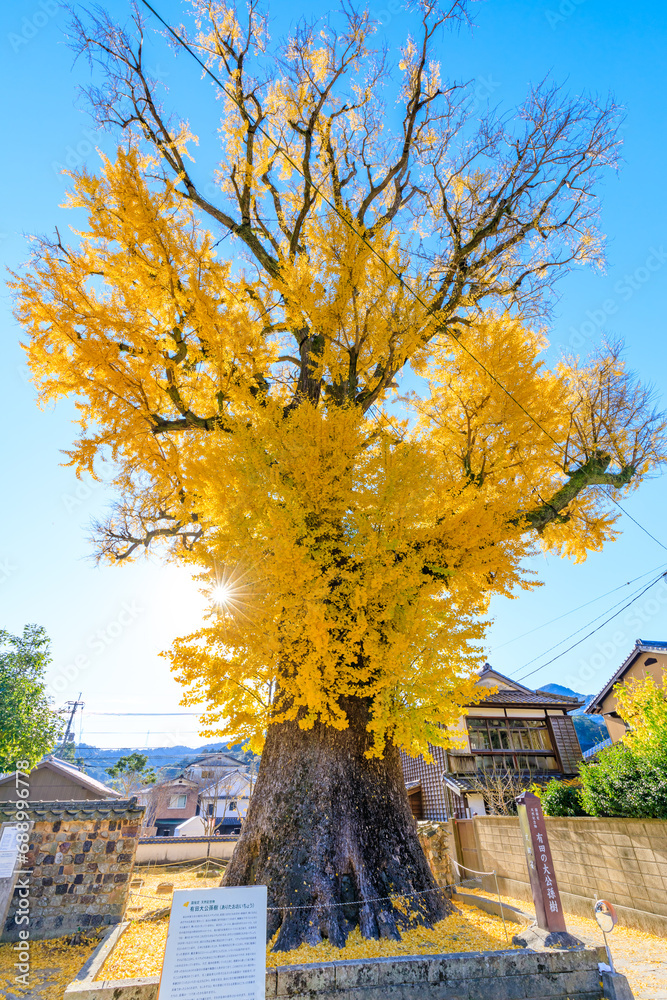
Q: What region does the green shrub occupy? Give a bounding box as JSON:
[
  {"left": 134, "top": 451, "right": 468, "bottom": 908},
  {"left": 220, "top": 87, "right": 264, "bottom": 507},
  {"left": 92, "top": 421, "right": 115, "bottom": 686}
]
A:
[
  {"left": 539, "top": 779, "right": 587, "bottom": 817},
  {"left": 579, "top": 742, "right": 667, "bottom": 819}
]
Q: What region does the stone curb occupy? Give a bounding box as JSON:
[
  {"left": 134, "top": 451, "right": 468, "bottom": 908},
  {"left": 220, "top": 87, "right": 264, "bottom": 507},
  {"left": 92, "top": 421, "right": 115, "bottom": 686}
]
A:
[{"left": 65, "top": 941, "right": 617, "bottom": 1000}]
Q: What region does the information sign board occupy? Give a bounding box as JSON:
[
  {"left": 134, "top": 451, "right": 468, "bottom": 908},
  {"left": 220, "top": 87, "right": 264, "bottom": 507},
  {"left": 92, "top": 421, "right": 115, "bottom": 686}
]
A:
[
  {"left": 0, "top": 821, "right": 32, "bottom": 942},
  {"left": 0, "top": 826, "right": 20, "bottom": 880},
  {"left": 158, "top": 885, "right": 267, "bottom": 1000}
]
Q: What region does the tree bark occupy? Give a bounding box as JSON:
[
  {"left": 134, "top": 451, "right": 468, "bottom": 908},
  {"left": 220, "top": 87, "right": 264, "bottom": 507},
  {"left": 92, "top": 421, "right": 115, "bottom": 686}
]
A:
[{"left": 223, "top": 696, "right": 450, "bottom": 951}]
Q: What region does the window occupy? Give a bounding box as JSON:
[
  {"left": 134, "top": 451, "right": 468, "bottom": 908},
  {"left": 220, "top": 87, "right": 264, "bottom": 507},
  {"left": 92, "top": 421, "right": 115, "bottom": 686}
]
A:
[
  {"left": 228, "top": 800, "right": 237, "bottom": 811},
  {"left": 207, "top": 803, "right": 214, "bottom": 816},
  {"left": 466, "top": 718, "right": 557, "bottom": 771},
  {"left": 168, "top": 794, "right": 187, "bottom": 809},
  {"left": 201, "top": 770, "right": 214, "bottom": 778}
]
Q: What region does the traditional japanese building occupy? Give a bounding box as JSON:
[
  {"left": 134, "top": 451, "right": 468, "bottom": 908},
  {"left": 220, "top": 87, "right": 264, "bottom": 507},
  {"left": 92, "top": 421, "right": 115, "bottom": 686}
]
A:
[
  {"left": 401, "top": 664, "right": 584, "bottom": 819},
  {"left": 585, "top": 638, "right": 667, "bottom": 742},
  {"left": 0, "top": 756, "right": 121, "bottom": 802}
]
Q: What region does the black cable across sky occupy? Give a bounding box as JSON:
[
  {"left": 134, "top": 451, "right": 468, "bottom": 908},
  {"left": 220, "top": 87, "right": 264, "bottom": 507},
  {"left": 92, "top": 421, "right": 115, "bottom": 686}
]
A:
[{"left": 514, "top": 571, "right": 667, "bottom": 683}]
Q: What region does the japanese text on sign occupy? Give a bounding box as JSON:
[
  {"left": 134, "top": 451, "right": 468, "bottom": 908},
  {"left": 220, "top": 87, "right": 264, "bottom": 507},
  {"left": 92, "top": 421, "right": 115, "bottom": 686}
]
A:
[{"left": 158, "top": 886, "right": 267, "bottom": 1000}]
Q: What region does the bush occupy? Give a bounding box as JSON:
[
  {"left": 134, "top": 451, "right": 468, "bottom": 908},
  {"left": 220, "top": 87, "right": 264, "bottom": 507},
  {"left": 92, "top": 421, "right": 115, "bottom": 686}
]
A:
[
  {"left": 579, "top": 742, "right": 667, "bottom": 819},
  {"left": 539, "top": 779, "right": 587, "bottom": 817}
]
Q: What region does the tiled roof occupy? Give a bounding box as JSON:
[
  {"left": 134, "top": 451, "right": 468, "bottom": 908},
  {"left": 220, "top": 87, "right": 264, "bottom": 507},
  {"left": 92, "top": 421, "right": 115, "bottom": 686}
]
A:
[
  {"left": 478, "top": 689, "right": 583, "bottom": 707},
  {"left": 0, "top": 757, "right": 122, "bottom": 799},
  {"left": 0, "top": 797, "right": 144, "bottom": 820},
  {"left": 474, "top": 665, "right": 583, "bottom": 707},
  {"left": 442, "top": 772, "right": 566, "bottom": 795}
]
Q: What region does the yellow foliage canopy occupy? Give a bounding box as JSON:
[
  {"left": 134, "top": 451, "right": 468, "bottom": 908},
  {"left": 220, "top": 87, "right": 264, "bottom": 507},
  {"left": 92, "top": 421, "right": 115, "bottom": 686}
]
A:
[
  {"left": 12, "top": 2, "right": 665, "bottom": 757},
  {"left": 13, "top": 149, "right": 664, "bottom": 758}
]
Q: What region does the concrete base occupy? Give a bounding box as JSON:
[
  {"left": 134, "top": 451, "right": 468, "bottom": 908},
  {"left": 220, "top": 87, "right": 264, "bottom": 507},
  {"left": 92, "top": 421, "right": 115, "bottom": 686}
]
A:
[
  {"left": 65, "top": 931, "right": 614, "bottom": 1000},
  {"left": 601, "top": 969, "right": 635, "bottom": 1000},
  {"left": 512, "top": 925, "right": 586, "bottom": 951}
]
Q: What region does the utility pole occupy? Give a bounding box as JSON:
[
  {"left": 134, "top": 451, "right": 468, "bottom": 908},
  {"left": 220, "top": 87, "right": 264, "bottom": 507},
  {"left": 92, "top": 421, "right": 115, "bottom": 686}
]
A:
[{"left": 60, "top": 693, "right": 85, "bottom": 746}]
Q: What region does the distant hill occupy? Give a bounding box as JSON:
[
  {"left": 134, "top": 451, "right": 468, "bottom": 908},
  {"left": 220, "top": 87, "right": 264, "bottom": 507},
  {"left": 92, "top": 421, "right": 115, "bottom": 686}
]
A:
[
  {"left": 571, "top": 714, "right": 611, "bottom": 752},
  {"left": 54, "top": 741, "right": 260, "bottom": 785},
  {"left": 538, "top": 683, "right": 599, "bottom": 714},
  {"left": 537, "top": 683, "right": 609, "bottom": 752}
]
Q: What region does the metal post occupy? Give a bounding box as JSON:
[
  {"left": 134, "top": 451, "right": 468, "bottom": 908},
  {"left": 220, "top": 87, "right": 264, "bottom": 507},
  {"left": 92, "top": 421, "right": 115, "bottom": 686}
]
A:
[
  {"left": 602, "top": 928, "right": 615, "bottom": 972},
  {"left": 493, "top": 869, "right": 509, "bottom": 944}
]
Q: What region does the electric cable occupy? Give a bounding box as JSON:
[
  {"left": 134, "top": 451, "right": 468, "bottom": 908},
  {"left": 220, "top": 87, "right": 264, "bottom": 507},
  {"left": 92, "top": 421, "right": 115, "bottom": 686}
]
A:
[
  {"left": 489, "top": 560, "right": 667, "bottom": 652},
  {"left": 83, "top": 711, "right": 202, "bottom": 716},
  {"left": 513, "top": 571, "right": 667, "bottom": 683},
  {"left": 511, "top": 573, "right": 663, "bottom": 677}
]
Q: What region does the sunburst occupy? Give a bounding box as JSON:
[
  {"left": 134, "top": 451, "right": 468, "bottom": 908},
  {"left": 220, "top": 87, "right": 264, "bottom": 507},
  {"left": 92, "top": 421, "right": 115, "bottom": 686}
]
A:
[{"left": 207, "top": 560, "right": 262, "bottom": 623}]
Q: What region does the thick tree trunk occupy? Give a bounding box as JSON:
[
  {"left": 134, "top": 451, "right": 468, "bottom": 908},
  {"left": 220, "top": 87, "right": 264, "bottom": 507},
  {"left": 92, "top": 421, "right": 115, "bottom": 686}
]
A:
[{"left": 223, "top": 697, "right": 450, "bottom": 951}]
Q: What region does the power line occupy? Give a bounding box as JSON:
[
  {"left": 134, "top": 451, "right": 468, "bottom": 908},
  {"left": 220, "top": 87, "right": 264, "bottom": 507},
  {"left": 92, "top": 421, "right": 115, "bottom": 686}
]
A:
[
  {"left": 513, "top": 571, "right": 667, "bottom": 683},
  {"left": 84, "top": 711, "right": 202, "bottom": 716},
  {"left": 138, "top": 0, "right": 667, "bottom": 556},
  {"left": 512, "top": 576, "right": 659, "bottom": 676},
  {"left": 605, "top": 497, "right": 667, "bottom": 554},
  {"left": 79, "top": 729, "right": 204, "bottom": 737},
  {"left": 490, "top": 560, "right": 667, "bottom": 652}
]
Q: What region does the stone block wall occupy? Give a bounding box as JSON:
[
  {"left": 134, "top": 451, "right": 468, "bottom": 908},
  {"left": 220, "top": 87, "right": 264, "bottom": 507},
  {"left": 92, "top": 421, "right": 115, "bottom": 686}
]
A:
[
  {"left": 470, "top": 815, "right": 667, "bottom": 937},
  {"left": 417, "top": 820, "right": 456, "bottom": 887},
  {"left": 0, "top": 798, "right": 144, "bottom": 942}
]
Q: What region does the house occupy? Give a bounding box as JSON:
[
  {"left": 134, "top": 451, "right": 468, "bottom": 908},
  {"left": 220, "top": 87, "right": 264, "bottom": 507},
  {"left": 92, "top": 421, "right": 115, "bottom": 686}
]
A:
[
  {"left": 401, "top": 664, "right": 584, "bottom": 819},
  {"left": 135, "top": 753, "right": 253, "bottom": 837},
  {"left": 182, "top": 752, "right": 247, "bottom": 784},
  {"left": 0, "top": 756, "right": 121, "bottom": 801},
  {"left": 196, "top": 768, "right": 253, "bottom": 835},
  {"left": 585, "top": 638, "right": 667, "bottom": 742},
  {"left": 135, "top": 775, "right": 200, "bottom": 836}
]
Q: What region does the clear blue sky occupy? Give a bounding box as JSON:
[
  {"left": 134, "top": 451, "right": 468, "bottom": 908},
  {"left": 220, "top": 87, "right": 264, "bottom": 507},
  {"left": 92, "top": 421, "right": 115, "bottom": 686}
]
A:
[{"left": 1, "top": 0, "right": 666, "bottom": 749}]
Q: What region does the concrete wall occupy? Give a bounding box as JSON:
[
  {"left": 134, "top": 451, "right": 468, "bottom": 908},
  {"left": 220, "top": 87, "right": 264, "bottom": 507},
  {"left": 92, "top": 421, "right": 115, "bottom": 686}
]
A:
[
  {"left": 135, "top": 835, "right": 237, "bottom": 864},
  {"left": 0, "top": 799, "right": 143, "bottom": 942},
  {"left": 468, "top": 815, "right": 667, "bottom": 936}
]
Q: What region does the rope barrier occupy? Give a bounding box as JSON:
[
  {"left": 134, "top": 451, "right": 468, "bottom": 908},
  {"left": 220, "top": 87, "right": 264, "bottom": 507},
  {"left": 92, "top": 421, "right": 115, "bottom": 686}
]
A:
[
  {"left": 137, "top": 857, "right": 228, "bottom": 869},
  {"left": 126, "top": 858, "right": 510, "bottom": 943}
]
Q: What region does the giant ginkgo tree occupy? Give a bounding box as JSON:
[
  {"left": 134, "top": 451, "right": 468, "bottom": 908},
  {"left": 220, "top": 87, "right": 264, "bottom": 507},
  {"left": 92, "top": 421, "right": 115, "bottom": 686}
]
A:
[{"left": 14, "top": 0, "right": 665, "bottom": 949}]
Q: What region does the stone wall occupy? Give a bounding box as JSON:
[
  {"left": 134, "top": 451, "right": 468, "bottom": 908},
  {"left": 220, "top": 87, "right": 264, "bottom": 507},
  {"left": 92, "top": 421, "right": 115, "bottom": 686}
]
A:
[
  {"left": 0, "top": 798, "right": 144, "bottom": 942},
  {"left": 416, "top": 820, "right": 456, "bottom": 887},
  {"left": 469, "top": 815, "right": 667, "bottom": 937}
]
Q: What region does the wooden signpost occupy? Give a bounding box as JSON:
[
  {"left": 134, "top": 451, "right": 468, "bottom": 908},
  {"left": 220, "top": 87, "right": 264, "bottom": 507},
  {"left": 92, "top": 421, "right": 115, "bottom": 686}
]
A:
[
  {"left": 158, "top": 885, "right": 267, "bottom": 1000},
  {"left": 512, "top": 790, "right": 586, "bottom": 949},
  {"left": 516, "top": 790, "right": 567, "bottom": 933}
]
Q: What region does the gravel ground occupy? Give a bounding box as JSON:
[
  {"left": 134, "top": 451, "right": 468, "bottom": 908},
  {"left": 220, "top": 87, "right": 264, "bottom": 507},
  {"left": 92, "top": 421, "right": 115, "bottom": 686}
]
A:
[{"left": 471, "top": 889, "right": 667, "bottom": 1000}]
